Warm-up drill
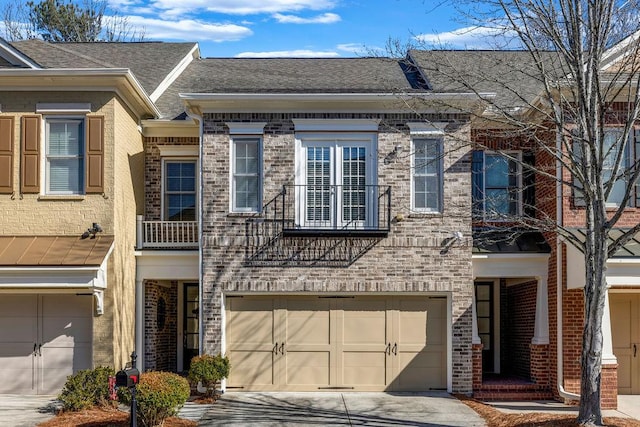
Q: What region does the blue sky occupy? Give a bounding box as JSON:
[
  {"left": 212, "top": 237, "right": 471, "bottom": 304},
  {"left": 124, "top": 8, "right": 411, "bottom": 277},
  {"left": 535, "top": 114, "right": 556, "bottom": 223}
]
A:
[{"left": 0, "top": 0, "right": 501, "bottom": 57}]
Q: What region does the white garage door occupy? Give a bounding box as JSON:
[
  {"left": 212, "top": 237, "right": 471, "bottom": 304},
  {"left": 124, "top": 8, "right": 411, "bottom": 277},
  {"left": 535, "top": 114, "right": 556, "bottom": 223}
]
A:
[
  {"left": 0, "top": 294, "right": 92, "bottom": 394},
  {"left": 226, "top": 295, "right": 447, "bottom": 392}
]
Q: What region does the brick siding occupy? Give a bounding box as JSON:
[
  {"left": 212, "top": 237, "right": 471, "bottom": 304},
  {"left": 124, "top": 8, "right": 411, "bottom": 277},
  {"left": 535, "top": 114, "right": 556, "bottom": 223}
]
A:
[{"left": 144, "top": 280, "right": 178, "bottom": 372}]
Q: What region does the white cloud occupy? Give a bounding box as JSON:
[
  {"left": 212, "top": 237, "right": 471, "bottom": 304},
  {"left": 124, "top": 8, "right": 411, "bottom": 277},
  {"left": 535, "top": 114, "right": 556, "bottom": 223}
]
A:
[
  {"left": 336, "top": 43, "right": 366, "bottom": 54},
  {"left": 235, "top": 49, "right": 340, "bottom": 58},
  {"left": 273, "top": 12, "right": 340, "bottom": 24},
  {"left": 124, "top": 15, "right": 252, "bottom": 42},
  {"left": 149, "top": 0, "right": 336, "bottom": 16},
  {"left": 414, "top": 26, "right": 516, "bottom": 49}
]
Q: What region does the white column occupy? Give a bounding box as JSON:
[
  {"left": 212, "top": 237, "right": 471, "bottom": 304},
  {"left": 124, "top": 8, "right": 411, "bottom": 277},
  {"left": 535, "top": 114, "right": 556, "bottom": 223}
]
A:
[
  {"left": 135, "top": 279, "right": 144, "bottom": 371},
  {"left": 472, "top": 278, "right": 481, "bottom": 345},
  {"left": 532, "top": 275, "right": 550, "bottom": 345},
  {"left": 136, "top": 215, "right": 144, "bottom": 250},
  {"left": 602, "top": 287, "right": 617, "bottom": 365}
]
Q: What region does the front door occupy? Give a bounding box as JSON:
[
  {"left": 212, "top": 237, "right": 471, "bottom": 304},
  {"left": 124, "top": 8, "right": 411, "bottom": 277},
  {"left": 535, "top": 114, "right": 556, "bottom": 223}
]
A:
[
  {"left": 182, "top": 283, "right": 199, "bottom": 371},
  {"left": 475, "top": 282, "right": 495, "bottom": 373},
  {"left": 611, "top": 293, "right": 640, "bottom": 394}
]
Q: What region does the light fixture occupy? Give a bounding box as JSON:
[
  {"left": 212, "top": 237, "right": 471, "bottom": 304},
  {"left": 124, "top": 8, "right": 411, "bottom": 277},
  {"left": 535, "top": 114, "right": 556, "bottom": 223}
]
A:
[
  {"left": 440, "top": 231, "right": 463, "bottom": 255},
  {"left": 82, "top": 223, "right": 103, "bottom": 239},
  {"left": 384, "top": 145, "right": 403, "bottom": 165}
]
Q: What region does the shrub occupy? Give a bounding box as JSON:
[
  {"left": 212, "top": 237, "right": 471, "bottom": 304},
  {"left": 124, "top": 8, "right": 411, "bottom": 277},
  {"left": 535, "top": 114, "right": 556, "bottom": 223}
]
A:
[
  {"left": 58, "top": 366, "right": 115, "bottom": 411},
  {"left": 188, "top": 354, "right": 230, "bottom": 397},
  {"left": 119, "top": 371, "right": 190, "bottom": 427}
]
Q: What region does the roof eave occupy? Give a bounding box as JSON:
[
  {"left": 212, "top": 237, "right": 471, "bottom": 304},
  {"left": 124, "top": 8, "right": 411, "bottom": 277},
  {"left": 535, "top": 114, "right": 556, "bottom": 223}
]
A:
[{"left": 0, "top": 68, "right": 160, "bottom": 117}]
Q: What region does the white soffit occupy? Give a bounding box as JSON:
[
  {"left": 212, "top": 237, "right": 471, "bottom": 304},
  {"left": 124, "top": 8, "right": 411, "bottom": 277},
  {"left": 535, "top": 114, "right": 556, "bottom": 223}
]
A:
[
  {"left": 472, "top": 253, "right": 550, "bottom": 279},
  {"left": 566, "top": 243, "right": 640, "bottom": 288},
  {"left": 159, "top": 145, "right": 199, "bottom": 157}
]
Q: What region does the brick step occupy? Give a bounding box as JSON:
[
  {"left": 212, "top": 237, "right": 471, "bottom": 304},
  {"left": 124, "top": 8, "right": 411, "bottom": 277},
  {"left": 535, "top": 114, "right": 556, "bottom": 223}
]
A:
[
  {"left": 479, "top": 383, "right": 549, "bottom": 391},
  {"left": 474, "top": 389, "right": 554, "bottom": 401}
]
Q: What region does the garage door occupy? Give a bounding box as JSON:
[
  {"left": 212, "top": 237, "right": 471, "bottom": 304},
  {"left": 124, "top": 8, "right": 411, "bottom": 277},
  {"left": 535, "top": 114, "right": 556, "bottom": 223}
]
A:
[
  {"left": 0, "top": 294, "right": 92, "bottom": 394},
  {"left": 611, "top": 293, "right": 640, "bottom": 394},
  {"left": 225, "top": 295, "right": 446, "bottom": 391}
]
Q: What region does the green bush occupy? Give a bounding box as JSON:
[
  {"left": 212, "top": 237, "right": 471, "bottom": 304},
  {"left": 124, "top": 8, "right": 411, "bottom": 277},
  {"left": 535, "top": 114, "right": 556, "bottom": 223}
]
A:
[
  {"left": 58, "top": 366, "right": 115, "bottom": 411},
  {"left": 188, "top": 354, "right": 230, "bottom": 397},
  {"left": 119, "top": 371, "right": 190, "bottom": 427}
]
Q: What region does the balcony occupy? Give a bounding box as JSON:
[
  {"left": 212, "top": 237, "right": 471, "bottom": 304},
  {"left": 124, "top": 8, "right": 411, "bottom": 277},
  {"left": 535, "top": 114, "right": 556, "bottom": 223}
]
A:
[
  {"left": 136, "top": 216, "right": 198, "bottom": 249},
  {"left": 279, "top": 184, "right": 391, "bottom": 237}
]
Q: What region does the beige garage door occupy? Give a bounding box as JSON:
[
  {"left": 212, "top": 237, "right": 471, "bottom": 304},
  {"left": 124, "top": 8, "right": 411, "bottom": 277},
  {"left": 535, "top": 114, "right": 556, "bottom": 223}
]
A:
[
  {"left": 0, "top": 294, "right": 92, "bottom": 394},
  {"left": 611, "top": 293, "right": 640, "bottom": 394},
  {"left": 225, "top": 295, "right": 446, "bottom": 391}
]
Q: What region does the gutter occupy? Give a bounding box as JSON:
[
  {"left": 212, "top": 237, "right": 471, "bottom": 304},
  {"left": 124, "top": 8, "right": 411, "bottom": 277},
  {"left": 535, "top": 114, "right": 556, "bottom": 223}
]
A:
[
  {"left": 179, "top": 92, "right": 495, "bottom": 102},
  {"left": 556, "top": 114, "right": 580, "bottom": 401}
]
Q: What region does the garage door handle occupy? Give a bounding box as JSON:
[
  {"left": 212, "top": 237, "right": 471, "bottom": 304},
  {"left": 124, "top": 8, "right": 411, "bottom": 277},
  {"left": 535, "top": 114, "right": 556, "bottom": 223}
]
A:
[
  {"left": 634, "top": 344, "right": 637, "bottom": 358},
  {"left": 280, "top": 343, "right": 285, "bottom": 355},
  {"left": 392, "top": 343, "right": 397, "bottom": 356},
  {"left": 385, "top": 343, "right": 391, "bottom": 355},
  {"left": 33, "top": 343, "right": 37, "bottom": 356},
  {"left": 273, "top": 343, "right": 278, "bottom": 355}
]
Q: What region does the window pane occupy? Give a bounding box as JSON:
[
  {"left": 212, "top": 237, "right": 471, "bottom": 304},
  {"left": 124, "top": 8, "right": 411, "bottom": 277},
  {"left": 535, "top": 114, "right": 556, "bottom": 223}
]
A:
[
  {"left": 48, "top": 158, "right": 83, "bottom": 193},
  {"left": 413, "top": 139, "right": 442, "bottom": 211},
  {"left": 164, "top": 160, "right": 197, "bottom": 220},
  {"left": 485, "top": 155, "right": 509, "bottom": 187},
  {"left": 48, "top": 121, "right": 83, "bottom": 156}
]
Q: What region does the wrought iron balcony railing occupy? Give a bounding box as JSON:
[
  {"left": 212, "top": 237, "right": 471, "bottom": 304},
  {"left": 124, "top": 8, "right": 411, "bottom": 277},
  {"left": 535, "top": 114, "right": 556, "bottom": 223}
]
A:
[{"left": 278, "top": 184, "right": 391, "bottom": 236}]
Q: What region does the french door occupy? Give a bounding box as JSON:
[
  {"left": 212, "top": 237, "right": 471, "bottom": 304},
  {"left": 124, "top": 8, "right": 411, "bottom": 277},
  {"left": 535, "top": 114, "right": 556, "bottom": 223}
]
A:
[{"left": 297, "top": 138, "right": 376, "bottom": 229}]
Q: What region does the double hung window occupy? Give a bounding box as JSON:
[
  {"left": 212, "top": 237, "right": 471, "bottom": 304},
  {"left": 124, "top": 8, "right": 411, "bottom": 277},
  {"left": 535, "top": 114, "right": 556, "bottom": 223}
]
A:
[
  {"left": 164, "top": 160, "right": 196, "bottom": 221},
  {"left": 45, "top": 117, "right": 84, "bottom": 194},
  {"left": 232, "top": 138, "right": 262, "bottom": 212},
  {"left": 412, "top": 138, "right": 443, "bottom": 212}
]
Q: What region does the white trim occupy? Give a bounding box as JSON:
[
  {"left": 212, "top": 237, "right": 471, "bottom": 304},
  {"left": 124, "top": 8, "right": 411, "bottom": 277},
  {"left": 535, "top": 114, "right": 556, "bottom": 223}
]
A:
[
  {"left": 472, "top": 252, "right": 550, "bottom": 278},
  {"left": 226, "top": 122, "right": 267, "bottom": 135},
  {"left": 566, "top": 243, "right": 640, "bottom": 288},
  {"left": 293, "top": 118, "right": 380, "bottom": 132},
  {"left": 161, "top": 158, "right": 199, "bottom": 221},
  {"left": 230, "top": 136, "right": 263, "bottom": 213},
  {"left": 407, "top": 122, "right": 447, "bottom": 135},
  {"left": 135, "top": 250, "right": 198, "bottom": 281},
  {"left": 149, "top": 44, "right": 199, "bottom": 102},
  {"left": 411, "top": 136, "right": 443, "bottom": 213},
  {"left": 0, "top": 38, "right": 40, "bottom": 68},
  {"left": 158, "top": 145, "right": 199, "bottom": 157},
  {"left": 36, "top": 103, "right": 92, "bottom": 114}
]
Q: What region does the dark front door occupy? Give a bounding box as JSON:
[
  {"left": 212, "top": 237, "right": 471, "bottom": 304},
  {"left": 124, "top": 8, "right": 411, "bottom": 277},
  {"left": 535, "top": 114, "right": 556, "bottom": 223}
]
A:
[
  {"left": 475, "top": 281, "right": 495, "bottom": 373},
  {"left": 183, "top": 283, "right": 199, "bottom": 371}
]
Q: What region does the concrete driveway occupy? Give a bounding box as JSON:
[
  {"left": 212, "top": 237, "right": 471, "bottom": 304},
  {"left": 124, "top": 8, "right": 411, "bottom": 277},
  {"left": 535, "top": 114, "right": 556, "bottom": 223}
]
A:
[
  {"left": 0, "top": 395, "right": 58, "bottom": 427},
  {"left": 198, "top": 392, "right": 486, "bottom": 426}
]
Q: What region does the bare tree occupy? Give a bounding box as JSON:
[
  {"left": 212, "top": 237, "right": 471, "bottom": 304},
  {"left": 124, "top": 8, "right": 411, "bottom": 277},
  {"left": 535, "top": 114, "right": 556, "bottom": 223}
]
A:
[
  {"left": 403, "top": 1, "right": 640, "bottom": 425},
  {"left": 2, "top": 0, "right": 144, "bottom": 42}
]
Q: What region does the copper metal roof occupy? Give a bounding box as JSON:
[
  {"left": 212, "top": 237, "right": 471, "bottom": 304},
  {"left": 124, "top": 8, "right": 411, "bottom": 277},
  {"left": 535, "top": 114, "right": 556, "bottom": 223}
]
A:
[{"left": 0, "top": 235, "right": 114, "bottom": 266}]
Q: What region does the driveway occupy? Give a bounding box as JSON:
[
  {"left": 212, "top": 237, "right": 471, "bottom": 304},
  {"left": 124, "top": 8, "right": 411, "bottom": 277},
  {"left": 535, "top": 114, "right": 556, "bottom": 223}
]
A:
[
  {"left": 198, "top": 392, "right": 486, "bottom": 426},
  {"left": 0, "top": 395, "right": 58, "bottom": 427}
]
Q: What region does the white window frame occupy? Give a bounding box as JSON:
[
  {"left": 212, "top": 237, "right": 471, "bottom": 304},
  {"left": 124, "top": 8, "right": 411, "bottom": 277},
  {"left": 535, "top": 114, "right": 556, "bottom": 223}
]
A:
[
  {"left": 230, "top": 137, "right": 263, "bottom": 213},
  {"left": 161, "top": 157, "right": 198, "bottom": 221},
  {"left": 482, "top": 151, "right": 522, "bottom": 219},
  {"left": 44, "top": 115, "right": 85, "bottom": 195},
  {"left": 411, "top": 137, "right": 443, "bottom": 213},
  {"left": 294, "top": 132, "right": 378, "bottom": 229}
]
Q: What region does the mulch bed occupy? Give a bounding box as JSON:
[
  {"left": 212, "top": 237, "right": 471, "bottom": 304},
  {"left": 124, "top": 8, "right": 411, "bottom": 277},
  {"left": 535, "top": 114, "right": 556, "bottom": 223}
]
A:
[
  {"left": 455, "top": 394, "right": 640, "bottom": 427},
  {"left": 37, "top": 406, "right": 197, "bottom": 427}
]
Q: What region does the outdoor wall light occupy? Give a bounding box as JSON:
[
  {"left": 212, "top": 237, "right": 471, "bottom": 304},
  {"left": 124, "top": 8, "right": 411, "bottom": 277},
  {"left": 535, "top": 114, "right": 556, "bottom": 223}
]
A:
[
  {"left": 82, "top": 223, "right": 103, "bottom": 239},
  {"left": 384, "top": 144, "right": 403, "bottom": 164}
]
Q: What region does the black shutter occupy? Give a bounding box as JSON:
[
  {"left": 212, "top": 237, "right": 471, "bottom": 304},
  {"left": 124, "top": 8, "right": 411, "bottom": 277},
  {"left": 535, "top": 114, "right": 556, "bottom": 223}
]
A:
[
  {"left": 572, "top": 136, "right": 585, "bottom": 207},
  {"left": 472, "top": 150, "right": 484, "bottom": 218},
  {"left": 522, "top": 151, "right": 536, "bottom": 217}
]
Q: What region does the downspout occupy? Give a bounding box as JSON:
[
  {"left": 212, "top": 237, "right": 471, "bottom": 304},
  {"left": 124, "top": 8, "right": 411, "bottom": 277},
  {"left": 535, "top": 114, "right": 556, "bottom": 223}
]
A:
[
  {"left": 556, "top": 125, "right": 581, "bottom": 401},
  {"left": 185, "top": 105, "right": 204, "bottom": 361}
]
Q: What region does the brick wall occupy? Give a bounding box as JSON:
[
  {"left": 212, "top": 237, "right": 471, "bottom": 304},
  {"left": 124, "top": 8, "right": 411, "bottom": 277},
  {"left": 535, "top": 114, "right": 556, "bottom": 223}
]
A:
[
  {"left": 200, "top": 112, "right": 475, "bottom": 393},
  {"left": 504, "top": 280, "right": 537, "bottom": 379},
  {"left": 144, "top": 280, "right": 178, "bottom": 372}
]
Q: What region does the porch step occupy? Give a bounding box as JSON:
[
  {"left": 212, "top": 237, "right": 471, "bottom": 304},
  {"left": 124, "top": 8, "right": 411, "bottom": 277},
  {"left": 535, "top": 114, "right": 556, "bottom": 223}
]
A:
[{"left": 474, "top": 381, "right": 553, "bottom": 401}]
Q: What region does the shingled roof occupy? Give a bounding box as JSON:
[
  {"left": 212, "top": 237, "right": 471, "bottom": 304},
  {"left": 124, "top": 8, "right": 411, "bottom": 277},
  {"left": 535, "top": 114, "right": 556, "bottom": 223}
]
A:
[
  {"left": 409, "top": 50, "right": 567, "bottom": 111},
  {"left": 155, "top": 56, "right": 428, "bottom": 118},
  {"left": 10, "top": 40, "right": 197, "bottom": 96}
]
